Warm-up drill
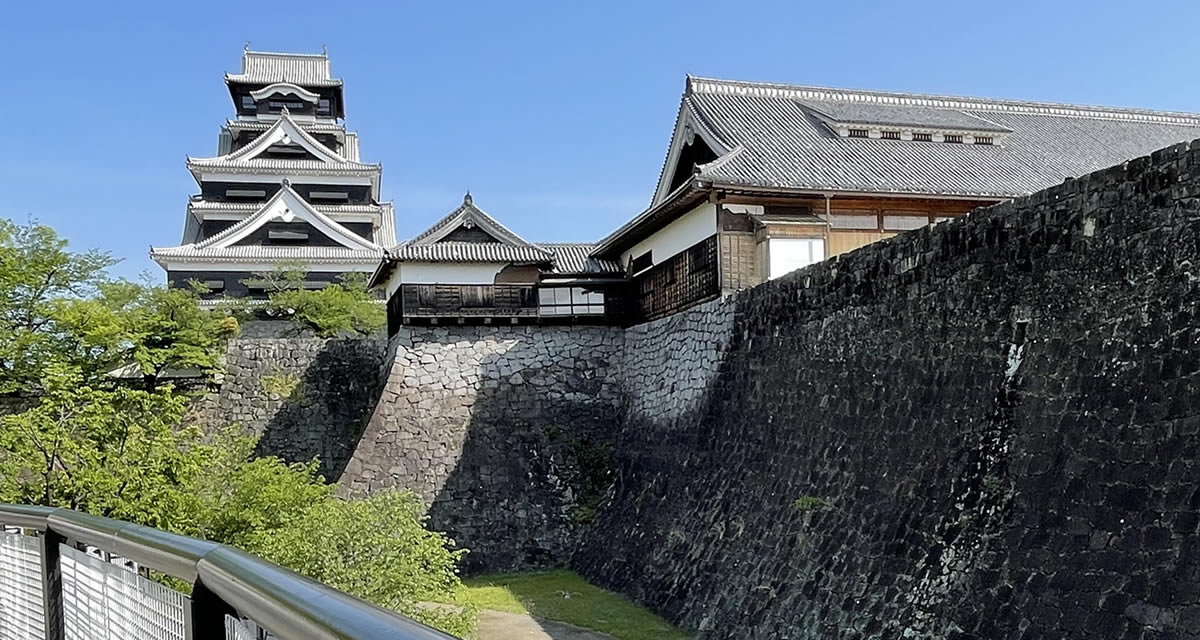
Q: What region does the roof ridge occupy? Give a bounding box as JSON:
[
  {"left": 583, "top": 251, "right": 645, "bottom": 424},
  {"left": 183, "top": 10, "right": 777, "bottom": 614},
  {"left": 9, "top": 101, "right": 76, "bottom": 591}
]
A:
[
  {"left": 245, "top": 49, "right": 328, "bottom": 59},
  {"left": 687, "top": 76, "right": 1200, "bottom": 125}
]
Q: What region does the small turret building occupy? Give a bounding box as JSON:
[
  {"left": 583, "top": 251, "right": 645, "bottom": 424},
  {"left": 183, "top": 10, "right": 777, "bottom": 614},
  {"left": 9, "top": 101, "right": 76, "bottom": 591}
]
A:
[{"left": 151, "top": 48, "right": 395, "bottom": 298}]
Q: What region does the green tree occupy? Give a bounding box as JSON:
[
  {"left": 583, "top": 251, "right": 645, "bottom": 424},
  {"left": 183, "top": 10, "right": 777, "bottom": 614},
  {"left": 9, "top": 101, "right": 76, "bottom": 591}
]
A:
[
  {"left": 0, "top": 219, "right": 473, "bottom": 636},
  {"left": 243, "top": 262, "right": 384, "bottom": 337},
  {"left": 54, "top": 281, "right": 239, "bottom": 389},
  {"left": 0, "top": 219, "right": 116, "bottom": 393},
  {"left": 0, "top": 365, "right": 198, "bottom": 527},
  {"left": 249, "top": 491, "right": 475, "bottom": 636}
]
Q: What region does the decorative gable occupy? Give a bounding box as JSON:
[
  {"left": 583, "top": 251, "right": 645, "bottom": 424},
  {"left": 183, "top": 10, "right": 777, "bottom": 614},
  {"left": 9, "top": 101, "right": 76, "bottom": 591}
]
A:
[
  {"left": 651, "top": 96, "right": 733, "bottom": 205},
  {"left": 187, "top": 182, "right": 381, "bottom": 252},
  {"left": 249, "top": 82, "right": 321, "bottom": 104},
  {"left": 408, "top": 193, "right": 551, "bottom": 256},
  {"left": 188, "top": 111, "right": 361, "bottom": 168}
]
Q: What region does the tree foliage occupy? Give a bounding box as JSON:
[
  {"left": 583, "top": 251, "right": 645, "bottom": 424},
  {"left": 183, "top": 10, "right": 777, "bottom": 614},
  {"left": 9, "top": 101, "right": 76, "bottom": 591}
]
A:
[
  {"left": 249, "top": 491, "right": 475, "bottom": 636},
  {"left": 0, "top": 219, "right": 472, "bottom": 636},
  {"left": 242, "top": 262, "right": 384, "bottom": 337},
  {"left": 0, "top": 219, "right": 116, "bottom": 393}
]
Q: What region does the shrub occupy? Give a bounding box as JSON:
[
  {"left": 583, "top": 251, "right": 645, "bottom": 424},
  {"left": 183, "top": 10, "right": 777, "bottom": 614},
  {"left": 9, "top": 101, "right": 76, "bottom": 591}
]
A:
[{"left": 248, "top": 491, "right": 476, "bottom": 636}]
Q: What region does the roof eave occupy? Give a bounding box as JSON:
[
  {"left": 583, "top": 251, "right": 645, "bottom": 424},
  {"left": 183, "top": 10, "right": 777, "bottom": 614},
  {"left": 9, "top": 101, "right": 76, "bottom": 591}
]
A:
[
  {"left": 591, "top": 181, "right": 709, "bottom": 259},
  {"left": 704, "top": 180, "right": 1018, "bottom": 202}
]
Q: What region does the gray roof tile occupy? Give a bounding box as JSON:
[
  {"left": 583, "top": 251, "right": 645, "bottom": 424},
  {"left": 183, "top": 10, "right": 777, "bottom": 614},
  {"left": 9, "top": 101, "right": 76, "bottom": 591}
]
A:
[
  {"left": 226, "top": 50, "right": 341, "bottom": 87},
  {"left": 388, "top": 242, "right": 552, "bottom": 263},
  {"left": 799, "top": 100, "right": 1013, "bottom": 133},
  {"left": 682, "top": 77, "right": 1200, "bottom": 199},
  {"left": 542, "top": 244, "right": 622, "bottom": 274}
]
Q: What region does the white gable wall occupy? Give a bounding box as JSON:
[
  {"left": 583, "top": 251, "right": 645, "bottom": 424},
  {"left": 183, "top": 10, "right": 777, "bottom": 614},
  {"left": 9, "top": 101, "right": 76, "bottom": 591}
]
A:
[
  {"left": 383, "top": 262, "right": 509, "bottom": 299},
  {"left": 619, "top": 202, "right": 717, "bottom": 271}
]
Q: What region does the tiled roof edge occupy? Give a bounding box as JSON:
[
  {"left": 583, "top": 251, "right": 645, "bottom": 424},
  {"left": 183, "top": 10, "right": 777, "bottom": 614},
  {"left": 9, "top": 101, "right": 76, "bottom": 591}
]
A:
[{"left": 687, "top": 76, "right": 1200, "bottom": 126}]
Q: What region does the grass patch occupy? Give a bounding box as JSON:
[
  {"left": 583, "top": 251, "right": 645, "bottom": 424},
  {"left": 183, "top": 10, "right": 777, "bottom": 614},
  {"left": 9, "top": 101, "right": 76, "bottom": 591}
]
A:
[{"left": 451, "top": 569, "right": 687, "bottom": 640}]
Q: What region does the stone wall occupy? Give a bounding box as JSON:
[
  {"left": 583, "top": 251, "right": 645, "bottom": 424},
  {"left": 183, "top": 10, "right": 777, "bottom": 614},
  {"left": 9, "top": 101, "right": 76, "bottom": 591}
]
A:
[
  {"left": 576, "top": 141, "right": 1200, "bottom": 639},
  {"left": 191, "top": 321, "right": 389, "bottom": 480},
  {"left": 339, "top": 325, "right": 624, "bottom": 573}
]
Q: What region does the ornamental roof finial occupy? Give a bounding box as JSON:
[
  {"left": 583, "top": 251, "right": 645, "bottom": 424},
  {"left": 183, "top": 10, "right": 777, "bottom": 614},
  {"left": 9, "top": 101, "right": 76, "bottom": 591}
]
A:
[
  {"left": 322, "top": 44, "right": 328, "bottom": 56},
  {"left": 281, "top": 178, "right": 291, "bottom": 188},
  {"left": 464, "top": 191, "right": 472, "bottom": 205},
  {"left": 244, "top": 41, "right": 251, "bottom": 52}
]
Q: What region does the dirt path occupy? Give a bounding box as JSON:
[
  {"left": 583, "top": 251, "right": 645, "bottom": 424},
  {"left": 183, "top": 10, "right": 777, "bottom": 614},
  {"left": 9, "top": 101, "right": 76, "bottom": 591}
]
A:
[{"left": 475, "top": 610, "right": 618, "bottom": 640}]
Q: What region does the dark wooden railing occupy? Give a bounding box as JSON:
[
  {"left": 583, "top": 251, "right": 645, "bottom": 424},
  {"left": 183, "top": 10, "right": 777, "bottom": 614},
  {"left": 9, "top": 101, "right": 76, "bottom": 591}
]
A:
[{"left": 399, "top": 284, "right": 538, "bottom": 318}]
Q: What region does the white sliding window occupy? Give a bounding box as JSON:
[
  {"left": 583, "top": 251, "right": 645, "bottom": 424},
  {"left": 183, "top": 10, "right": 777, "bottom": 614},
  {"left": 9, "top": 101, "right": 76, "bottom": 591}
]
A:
[{"left": 768, "top": 238, "right": 825, "bottom": 279}]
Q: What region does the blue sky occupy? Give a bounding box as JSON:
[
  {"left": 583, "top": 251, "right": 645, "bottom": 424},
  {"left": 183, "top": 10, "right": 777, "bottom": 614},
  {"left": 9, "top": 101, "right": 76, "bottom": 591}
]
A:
[{"left": 3, "top": 0, "right": 1199, "bottom": 280}]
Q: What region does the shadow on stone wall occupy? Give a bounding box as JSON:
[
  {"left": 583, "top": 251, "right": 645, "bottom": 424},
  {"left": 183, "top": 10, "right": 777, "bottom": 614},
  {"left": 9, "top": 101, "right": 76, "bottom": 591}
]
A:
[
  {"left": 574, "top": 141, "right": 1200, "bottom": 638},
  {"left": 254, "top": 338, "right": 388, "bottom": 481},
  {"left": 336, "top": 326, "right": 625, "bottom": 576},
  {"left": 426, "top": 334, "right": 619, "bottom": 574}
]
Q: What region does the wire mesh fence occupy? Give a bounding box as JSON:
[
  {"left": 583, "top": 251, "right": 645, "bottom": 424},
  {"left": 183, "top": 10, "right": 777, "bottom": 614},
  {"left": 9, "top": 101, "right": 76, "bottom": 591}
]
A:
[
  {"left": 0, "top": 531, "right": 45, "bottom": 640},
  {"left": 60, "top": 544, "right": 187, "bottom": 640}
]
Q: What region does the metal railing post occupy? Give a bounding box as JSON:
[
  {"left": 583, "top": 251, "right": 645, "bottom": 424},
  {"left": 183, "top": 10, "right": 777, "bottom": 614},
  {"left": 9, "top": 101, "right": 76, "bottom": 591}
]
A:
[
  {"left": 190, "top": 577, "right": 239, "bottom": 640},
  {"left": 40, "top": 528, "right": 66, "bottom": 640}
]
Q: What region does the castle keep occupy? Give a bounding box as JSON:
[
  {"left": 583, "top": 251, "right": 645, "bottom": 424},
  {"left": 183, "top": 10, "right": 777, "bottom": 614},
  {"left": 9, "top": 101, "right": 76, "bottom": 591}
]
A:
[{"left": 151, "top": 48, "right": 394, "bottom": 298}]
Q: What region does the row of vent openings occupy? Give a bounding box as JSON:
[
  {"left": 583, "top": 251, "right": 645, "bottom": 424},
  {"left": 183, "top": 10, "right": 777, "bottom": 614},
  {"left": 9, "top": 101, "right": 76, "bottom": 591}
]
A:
[{"left": 847, "top": 129, "right": 993, "bottom": 145}]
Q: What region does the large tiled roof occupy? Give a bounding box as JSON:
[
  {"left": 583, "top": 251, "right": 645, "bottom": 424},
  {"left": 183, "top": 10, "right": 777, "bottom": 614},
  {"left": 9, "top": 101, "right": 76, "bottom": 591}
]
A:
[
  {"left": 225, "top": 119, "right": 347, "bottom": 134},
  {"left": 388, "top": 242, "right": 554, "bottom": 263},
  {"left": 153, "top": 184, "right": 384, "bottom": 267},
  {"left": 675, "top": 76, "right": 1200, "bottom": 199},
  {"left": 188, "top": 200, "right": 384, "bottom": 214},
  {"left": 189, "top": 112, "right": 378, "bottom": 175},
  {"left": 542, "top": 244, "right": 622, "bottom": 274},
  {"left": 226, "top": 50, "right": 341, "bottom": 87},
  {"left": 151, "top": 245, "right": 381, "bottom": 263},
  {"left": 186, "top": 157, "right": 376, "bottom": 172}
]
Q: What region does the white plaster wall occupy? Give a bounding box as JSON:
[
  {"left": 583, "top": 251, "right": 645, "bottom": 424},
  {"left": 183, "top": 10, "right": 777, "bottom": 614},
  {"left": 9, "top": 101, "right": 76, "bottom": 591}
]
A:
[
  {"left": 620, "top": 203, "right": 717, "bottom": 270},
  {"left": 383, "top": 262, "right": 508, "bottom": 299}
]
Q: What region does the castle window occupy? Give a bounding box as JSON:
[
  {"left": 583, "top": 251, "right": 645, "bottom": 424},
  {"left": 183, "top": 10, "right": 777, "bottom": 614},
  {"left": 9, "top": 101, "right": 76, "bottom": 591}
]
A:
[
  {"left": 975, "top": 136, "right": 994, "bottom": 145},
  {"left": 267, "top": 144, "right": 308, "bottom": 155},
  {"left": 912, "top": 132, "right": 933, "bottom": 142},
  {"left": 318, "top": 99, "right": 332, "bottom": 116},
  {"left": 268, "top": 100, "right": 307, "bottom": 112},
  {"left": 310, "top": 191, "right": 349, "bottom": 201},
  {"left": 628, "top": 251, "right": 653, "bottom": 276},
  {"left": 538, "top": 287, "right": 605, "bottom": 316},
  {"left": 847, "top": 128, "right": 869, "bottom": 138},
  {"left": 943, "top": 134, "right": 964, "bottom": 144},
  {"left": 268, "top": 229, "right": 309, "bottom": 243},
  {"left": 226, "top": 189, "right": 267, "bottom": 199},
  {"left": 880, "top": 130, "right": 901, "bottom": 140},
  {"left": 767, "top": 238, "right": 825, "bottom": 280},
  {"left": 240, "top": 96, "right": 256, "bottom": 112}
]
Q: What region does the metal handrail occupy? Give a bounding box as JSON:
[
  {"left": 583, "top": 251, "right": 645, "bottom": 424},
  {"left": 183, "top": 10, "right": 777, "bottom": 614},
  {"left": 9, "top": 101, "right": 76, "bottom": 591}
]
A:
[{"left": 0, "top": 503, "right": 459, "bottom": 640}]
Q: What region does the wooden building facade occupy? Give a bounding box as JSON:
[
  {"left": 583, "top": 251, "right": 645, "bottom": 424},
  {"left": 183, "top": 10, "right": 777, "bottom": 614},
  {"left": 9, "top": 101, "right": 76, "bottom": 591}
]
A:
[
  {"left": 587, "top": 76, "right": 1200, "bottom": 323},
  {"left": 371, "top": 195, "right": 626, "bottom": 335}
]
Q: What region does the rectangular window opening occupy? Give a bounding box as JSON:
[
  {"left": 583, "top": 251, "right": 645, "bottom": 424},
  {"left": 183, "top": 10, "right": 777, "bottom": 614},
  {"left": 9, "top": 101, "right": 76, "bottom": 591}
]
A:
[
  {"left": 880, "top": 130, "right": 901, "bottom": 140},
  {"left": 628, "top": 251, "right": 653, "bottom": 276},
  {"left": 847, "top": 128, "right": 869, "bottom": 138},
  {"left": 768, "top": 237, "right": 826, "bottom": 280},
  {"left": 226, "top": 189, "right": 267, "bottom": 199},
  {"left": 943, "top": 134, "right": 964, "bottom": 144},
  {"left": 912, "top": 132, "right": 933, "bottom": 142}
]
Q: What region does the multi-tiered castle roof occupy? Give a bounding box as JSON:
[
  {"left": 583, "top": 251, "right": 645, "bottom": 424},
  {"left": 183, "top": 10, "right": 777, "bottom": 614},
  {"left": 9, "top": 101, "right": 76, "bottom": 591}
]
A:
[{"left": 151, "top": 48, "right": 395, "bottom": 298}]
